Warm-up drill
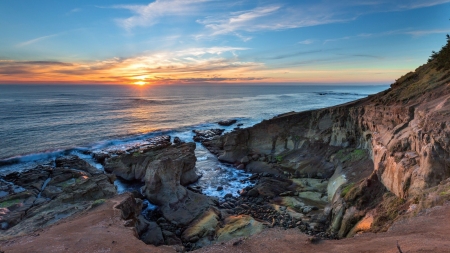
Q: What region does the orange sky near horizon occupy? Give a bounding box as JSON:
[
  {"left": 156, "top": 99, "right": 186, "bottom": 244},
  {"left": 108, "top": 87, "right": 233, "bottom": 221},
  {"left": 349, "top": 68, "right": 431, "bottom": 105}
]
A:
[{"left": 0, "top": 56, "right": 410, "bottom": 86}]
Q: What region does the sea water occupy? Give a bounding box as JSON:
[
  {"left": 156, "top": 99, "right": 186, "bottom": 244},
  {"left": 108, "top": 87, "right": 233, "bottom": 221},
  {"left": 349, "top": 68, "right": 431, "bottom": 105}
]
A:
[{"left": 0, "top": 84, "right": 388, "bottom": 199}]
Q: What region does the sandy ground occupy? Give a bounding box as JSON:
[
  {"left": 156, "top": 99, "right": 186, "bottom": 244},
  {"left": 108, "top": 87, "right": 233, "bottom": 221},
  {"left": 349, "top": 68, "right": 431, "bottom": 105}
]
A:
[{"left": 1, "top": 196, "right": 450, "bottom": 253}]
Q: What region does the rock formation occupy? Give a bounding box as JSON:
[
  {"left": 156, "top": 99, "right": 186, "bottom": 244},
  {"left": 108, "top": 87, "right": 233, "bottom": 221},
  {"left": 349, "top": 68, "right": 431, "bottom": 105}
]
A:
[
  {"left": 104, "top": 141, "right": 212, "bottom": 226},
  {"left": 0, "top": 156, "right": 116, "bottom": 236},
  {"left": 204, "top": 38, "right": 450, "bottom": 238}
]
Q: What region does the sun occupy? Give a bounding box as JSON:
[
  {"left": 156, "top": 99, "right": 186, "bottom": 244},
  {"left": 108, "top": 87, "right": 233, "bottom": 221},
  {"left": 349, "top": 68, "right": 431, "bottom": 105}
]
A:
[{"left": 134, "top": 81, "right": 147, "bottom": 86}]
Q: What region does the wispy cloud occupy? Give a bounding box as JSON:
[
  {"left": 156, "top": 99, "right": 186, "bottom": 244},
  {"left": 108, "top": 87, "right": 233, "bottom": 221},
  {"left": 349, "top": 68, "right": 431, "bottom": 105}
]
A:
[
  {"left": 298, "top": 39, "right": 315, "bottom": 45},
  {"left": 0, "top": 46, "right": 265, "bottom": 84},
  {"left": 17, "top": 33, "right": 61, "bottom": 47},
  {"left": 198, "top": 5, "right": 281, "bottom": 36},
  {"left": 404, "top": 29, "right": 450, "bottom": 37},
  {"left": 397, "top": 0, "right": 450, "bottom": 9},
  {"left": 324, "top": 28, "right": 450, "bottom": 44},
  {"left": 68, "top": 8, "right": 81, "bottom": 13},
  {"left": 114, "top": 0, "right": 209, "bottom": 30},
  {"left": 196, "top": 4, "right": 357, "bottom": 40}
]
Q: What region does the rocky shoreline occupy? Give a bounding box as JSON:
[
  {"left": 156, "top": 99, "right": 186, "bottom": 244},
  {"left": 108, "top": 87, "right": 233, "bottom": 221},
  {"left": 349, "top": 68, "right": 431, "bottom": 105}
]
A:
[{"left": 1, "top": 38, "right": 450, "bottom": 252}]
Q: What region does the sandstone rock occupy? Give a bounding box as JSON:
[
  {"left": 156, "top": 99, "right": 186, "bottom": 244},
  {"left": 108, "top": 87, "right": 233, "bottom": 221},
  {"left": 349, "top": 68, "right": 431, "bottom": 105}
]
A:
[
  {"left": 181, "top": 208, "right": 219, "bottom": 246},
  {"left": 298, "top": 191, "right": 327, "bottom": 204},
  {"left": 216, "top": 215, "right": 264, "bottom": 243},
  {"left": 251, "top": 177, "right": 291, "bottom": 197}
]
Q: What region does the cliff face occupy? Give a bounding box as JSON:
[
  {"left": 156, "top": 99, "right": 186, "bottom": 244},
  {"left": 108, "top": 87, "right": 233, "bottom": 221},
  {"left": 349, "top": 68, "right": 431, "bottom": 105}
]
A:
[{"left": 205, "top": 44, "right": 450, "bottom": 236}]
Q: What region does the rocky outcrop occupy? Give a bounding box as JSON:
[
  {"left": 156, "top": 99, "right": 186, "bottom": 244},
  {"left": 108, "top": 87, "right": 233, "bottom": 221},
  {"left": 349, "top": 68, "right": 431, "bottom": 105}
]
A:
[
  {"left": 218, "top": 119, "right": 237, "bottom": 126},
  {"left": 0, "top": 156, "right": 116, "bottom": 236},
  {"left": 193, "top": 129, "right": 225, "bottom": 143},
  {"left": 204, "top": 44, "right": 450, "bottom": 238},
  {"left": 104, "top": 141, "right": 212, "bottom": 226}
]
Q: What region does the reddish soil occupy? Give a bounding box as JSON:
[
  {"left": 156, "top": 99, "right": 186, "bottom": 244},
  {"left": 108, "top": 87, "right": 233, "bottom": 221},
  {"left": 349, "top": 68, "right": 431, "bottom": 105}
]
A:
[{"left": 1, "top": 197, "right": 450, "bottom": 253}]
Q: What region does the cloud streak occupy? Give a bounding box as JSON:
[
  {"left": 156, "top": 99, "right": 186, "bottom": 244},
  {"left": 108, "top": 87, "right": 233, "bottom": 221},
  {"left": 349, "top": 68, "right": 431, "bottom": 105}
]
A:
[
  {"left": 114, "top": 0, "right": 209, "bottom": 30},
  {"left": 0, "top": 46, "right": 266, "bottom": 84},
  {"left": 197, "top": 4, "right": 356, "bottom": 40},
  {"left": 17, "top": 33, "right": 61, "bottom": 47},
  {"left": 324, "top": 28, "right": 450, "bottom": 44}
]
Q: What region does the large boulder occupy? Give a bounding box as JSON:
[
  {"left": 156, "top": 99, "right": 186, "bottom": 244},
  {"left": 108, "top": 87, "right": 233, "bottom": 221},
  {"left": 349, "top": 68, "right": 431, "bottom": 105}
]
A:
[
  {"left": 216, "top": 215, "right": 264, "bottom": 243},
  {"left": 105, "top": 142, "right": 211, "bottom": 226},
  {"left": 104, "top": 142, "right": 200, "bottom": 186}
]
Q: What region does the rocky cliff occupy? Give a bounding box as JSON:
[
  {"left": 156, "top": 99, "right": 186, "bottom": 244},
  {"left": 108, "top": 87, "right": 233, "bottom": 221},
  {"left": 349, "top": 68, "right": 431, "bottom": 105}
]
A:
[{"left": 204, "top": 38, "right": 450, "bottom": 237}]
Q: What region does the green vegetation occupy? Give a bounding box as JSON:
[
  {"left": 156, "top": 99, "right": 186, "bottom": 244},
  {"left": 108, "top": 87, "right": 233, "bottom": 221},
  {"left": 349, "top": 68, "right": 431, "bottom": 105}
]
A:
[
  {"left": 275, "top": 155, "right": 283, "bottom": 163},
  {"left": 0, "top": 198, "right": 22, "bottom": 208},
  {"left": 335, "top": 149, "right": 367, "bottom": 163},
  {"left": 341, "top": 183, "right": 355, "bottom": 198},
  {"left": 372, "top": 193, "right": 406, "bottom": 232},
  {"left": 428, "top": 34, "right": 450, "bottom": 71},
  {"left": 92, "top": 199, "right": 106, "bottom": 207},
  {"left": 58, "top": 178, "right": 76, "bottom": 188}
]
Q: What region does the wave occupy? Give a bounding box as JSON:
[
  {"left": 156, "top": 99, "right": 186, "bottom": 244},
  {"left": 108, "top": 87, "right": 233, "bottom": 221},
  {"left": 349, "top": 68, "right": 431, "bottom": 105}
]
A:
[
  {"left": 115, "top": 98, "right": 185, "bottom": 106},
  {"left": 315, "top": 91, "right": 367, "bottom": 96},
  {"left": 0, "top": 117, "right": 259, "bottom": 171}
]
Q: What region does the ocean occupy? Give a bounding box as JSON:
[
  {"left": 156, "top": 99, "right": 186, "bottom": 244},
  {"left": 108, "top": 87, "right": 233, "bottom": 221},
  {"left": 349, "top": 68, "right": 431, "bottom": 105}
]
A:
[{"left": 0, "top": 84, "right": 388, "bottom": 198}]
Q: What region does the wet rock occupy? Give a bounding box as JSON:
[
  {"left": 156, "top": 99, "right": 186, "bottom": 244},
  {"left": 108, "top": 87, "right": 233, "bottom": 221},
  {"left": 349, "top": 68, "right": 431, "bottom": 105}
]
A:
[
  {"left": 240, "top": 156, "right": 250, "bottom": 164},
  {"left": 302, "top": 206, "right": 314, "bottom": 214},
  {"left": 224, "top": 193, "right": 233, "bottom": 199},
  {"left": 217, "top": 186, "right": 223, "bottom": 191},
  {"left": 218, "top": 119, "right": 237, "bottom": 126},
  {"left": 236, "top": 164, "right": 245, "bottom": 170},
  {"left": 192, "top": 129, "right": 225, "bottom": 143},
  {"left": 173, "top": 137, "right": 184, "bottom": 144},
  {"left": 92, "top": 152, "right": 110, "bottom": 164},
  {"left": 55, "top": 156, "right": 102, "bottom": 175},
  {"left": 140, "top": 222, "right": 164, "bottom": 246}
]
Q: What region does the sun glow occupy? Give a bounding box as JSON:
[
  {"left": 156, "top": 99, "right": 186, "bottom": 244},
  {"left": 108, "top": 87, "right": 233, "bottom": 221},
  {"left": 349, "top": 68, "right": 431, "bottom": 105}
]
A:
[{"left": 134, "top": 81, "right": 147, "bottom": 86}]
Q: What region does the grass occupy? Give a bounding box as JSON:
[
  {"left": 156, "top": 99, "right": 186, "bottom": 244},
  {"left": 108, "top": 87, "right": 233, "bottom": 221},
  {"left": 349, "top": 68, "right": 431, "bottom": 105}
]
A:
[
  {"left": 341, "top": 183, "right": 355, "bottom": 198},
  {"left": 58, "top": 178, "right": 76, "bottom": 188},
  {"left": 371, "top": 192, "right": 406, "bottom": 232},
  {"left": 0, "top": 198, "right": 22, "bottom": 208},
  {"left": 92, "top": 199, "right": 106, "bottom": 208},
  {"left": 335, "top": 149, "right": 367, "bottom": 163},
  {"left": 275, "top": 155, "right": 283, "bottom": 163}
]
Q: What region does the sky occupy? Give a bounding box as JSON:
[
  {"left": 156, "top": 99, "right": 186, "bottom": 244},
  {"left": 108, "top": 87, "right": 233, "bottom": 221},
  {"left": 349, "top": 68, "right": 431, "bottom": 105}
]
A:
[{"left": 0, "top": 0, "right": 449, "bottom": 85}]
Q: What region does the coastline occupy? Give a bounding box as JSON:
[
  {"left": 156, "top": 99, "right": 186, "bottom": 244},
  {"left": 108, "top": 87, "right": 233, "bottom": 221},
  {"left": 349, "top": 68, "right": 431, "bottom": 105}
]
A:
[{"left": 1, "top": 58, "right": 449, "bottom": 251}]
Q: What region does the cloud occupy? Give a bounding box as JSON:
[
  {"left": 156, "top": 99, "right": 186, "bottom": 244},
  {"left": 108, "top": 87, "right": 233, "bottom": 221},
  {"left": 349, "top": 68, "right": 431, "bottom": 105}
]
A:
[
  {"left": 174, "top": 46, "right": 247, "bottom": 56},
  {"left": 114, "top": 0, "right": 209, "bottom": 30},
  {"left": 67, "top": 8, "right": 81, "bottom": 15},
  {"left": 196, "top": 4, "right": 357, "bottom": 40},
  {"left": 404, "top": 29, "right": 450, "bottom": 37},
  {"left": 0, "top": 47, "right": 265, "bottom": 84},
  {"left": 261, "top": 50, "right": 327, "bottom": 60},
  {"left": 17, "top": 33, "right": 61, "bottom": 47},
  {"left": 298, "top": 39, "right": 315, "bottom": 45},
  {"left": 324, "top": 28, "right": 450, "bottom": 44},
  {"left": 397, "top": 0, "right": 450, "bottom": 9},
  {"left": 198, "top": 5, "right": 281, "bottom": 36}
]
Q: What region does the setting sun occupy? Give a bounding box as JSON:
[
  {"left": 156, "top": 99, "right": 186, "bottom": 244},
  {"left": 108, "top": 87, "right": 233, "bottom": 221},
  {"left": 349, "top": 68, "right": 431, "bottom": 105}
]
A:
[{"left": 134, "top": 81, "right": 147, "bottom": 86}]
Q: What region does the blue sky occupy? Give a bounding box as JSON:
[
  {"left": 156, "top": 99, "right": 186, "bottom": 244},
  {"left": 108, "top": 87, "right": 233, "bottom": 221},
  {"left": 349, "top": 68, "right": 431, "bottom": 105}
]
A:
[{"left": 0, "top": 0, "right": 449, "bottom": 85}]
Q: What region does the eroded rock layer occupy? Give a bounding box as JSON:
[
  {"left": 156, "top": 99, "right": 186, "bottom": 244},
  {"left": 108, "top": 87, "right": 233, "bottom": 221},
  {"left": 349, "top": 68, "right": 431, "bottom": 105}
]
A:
[{"left": 204, "top": 54, "right": 450, "bottom": 237}]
